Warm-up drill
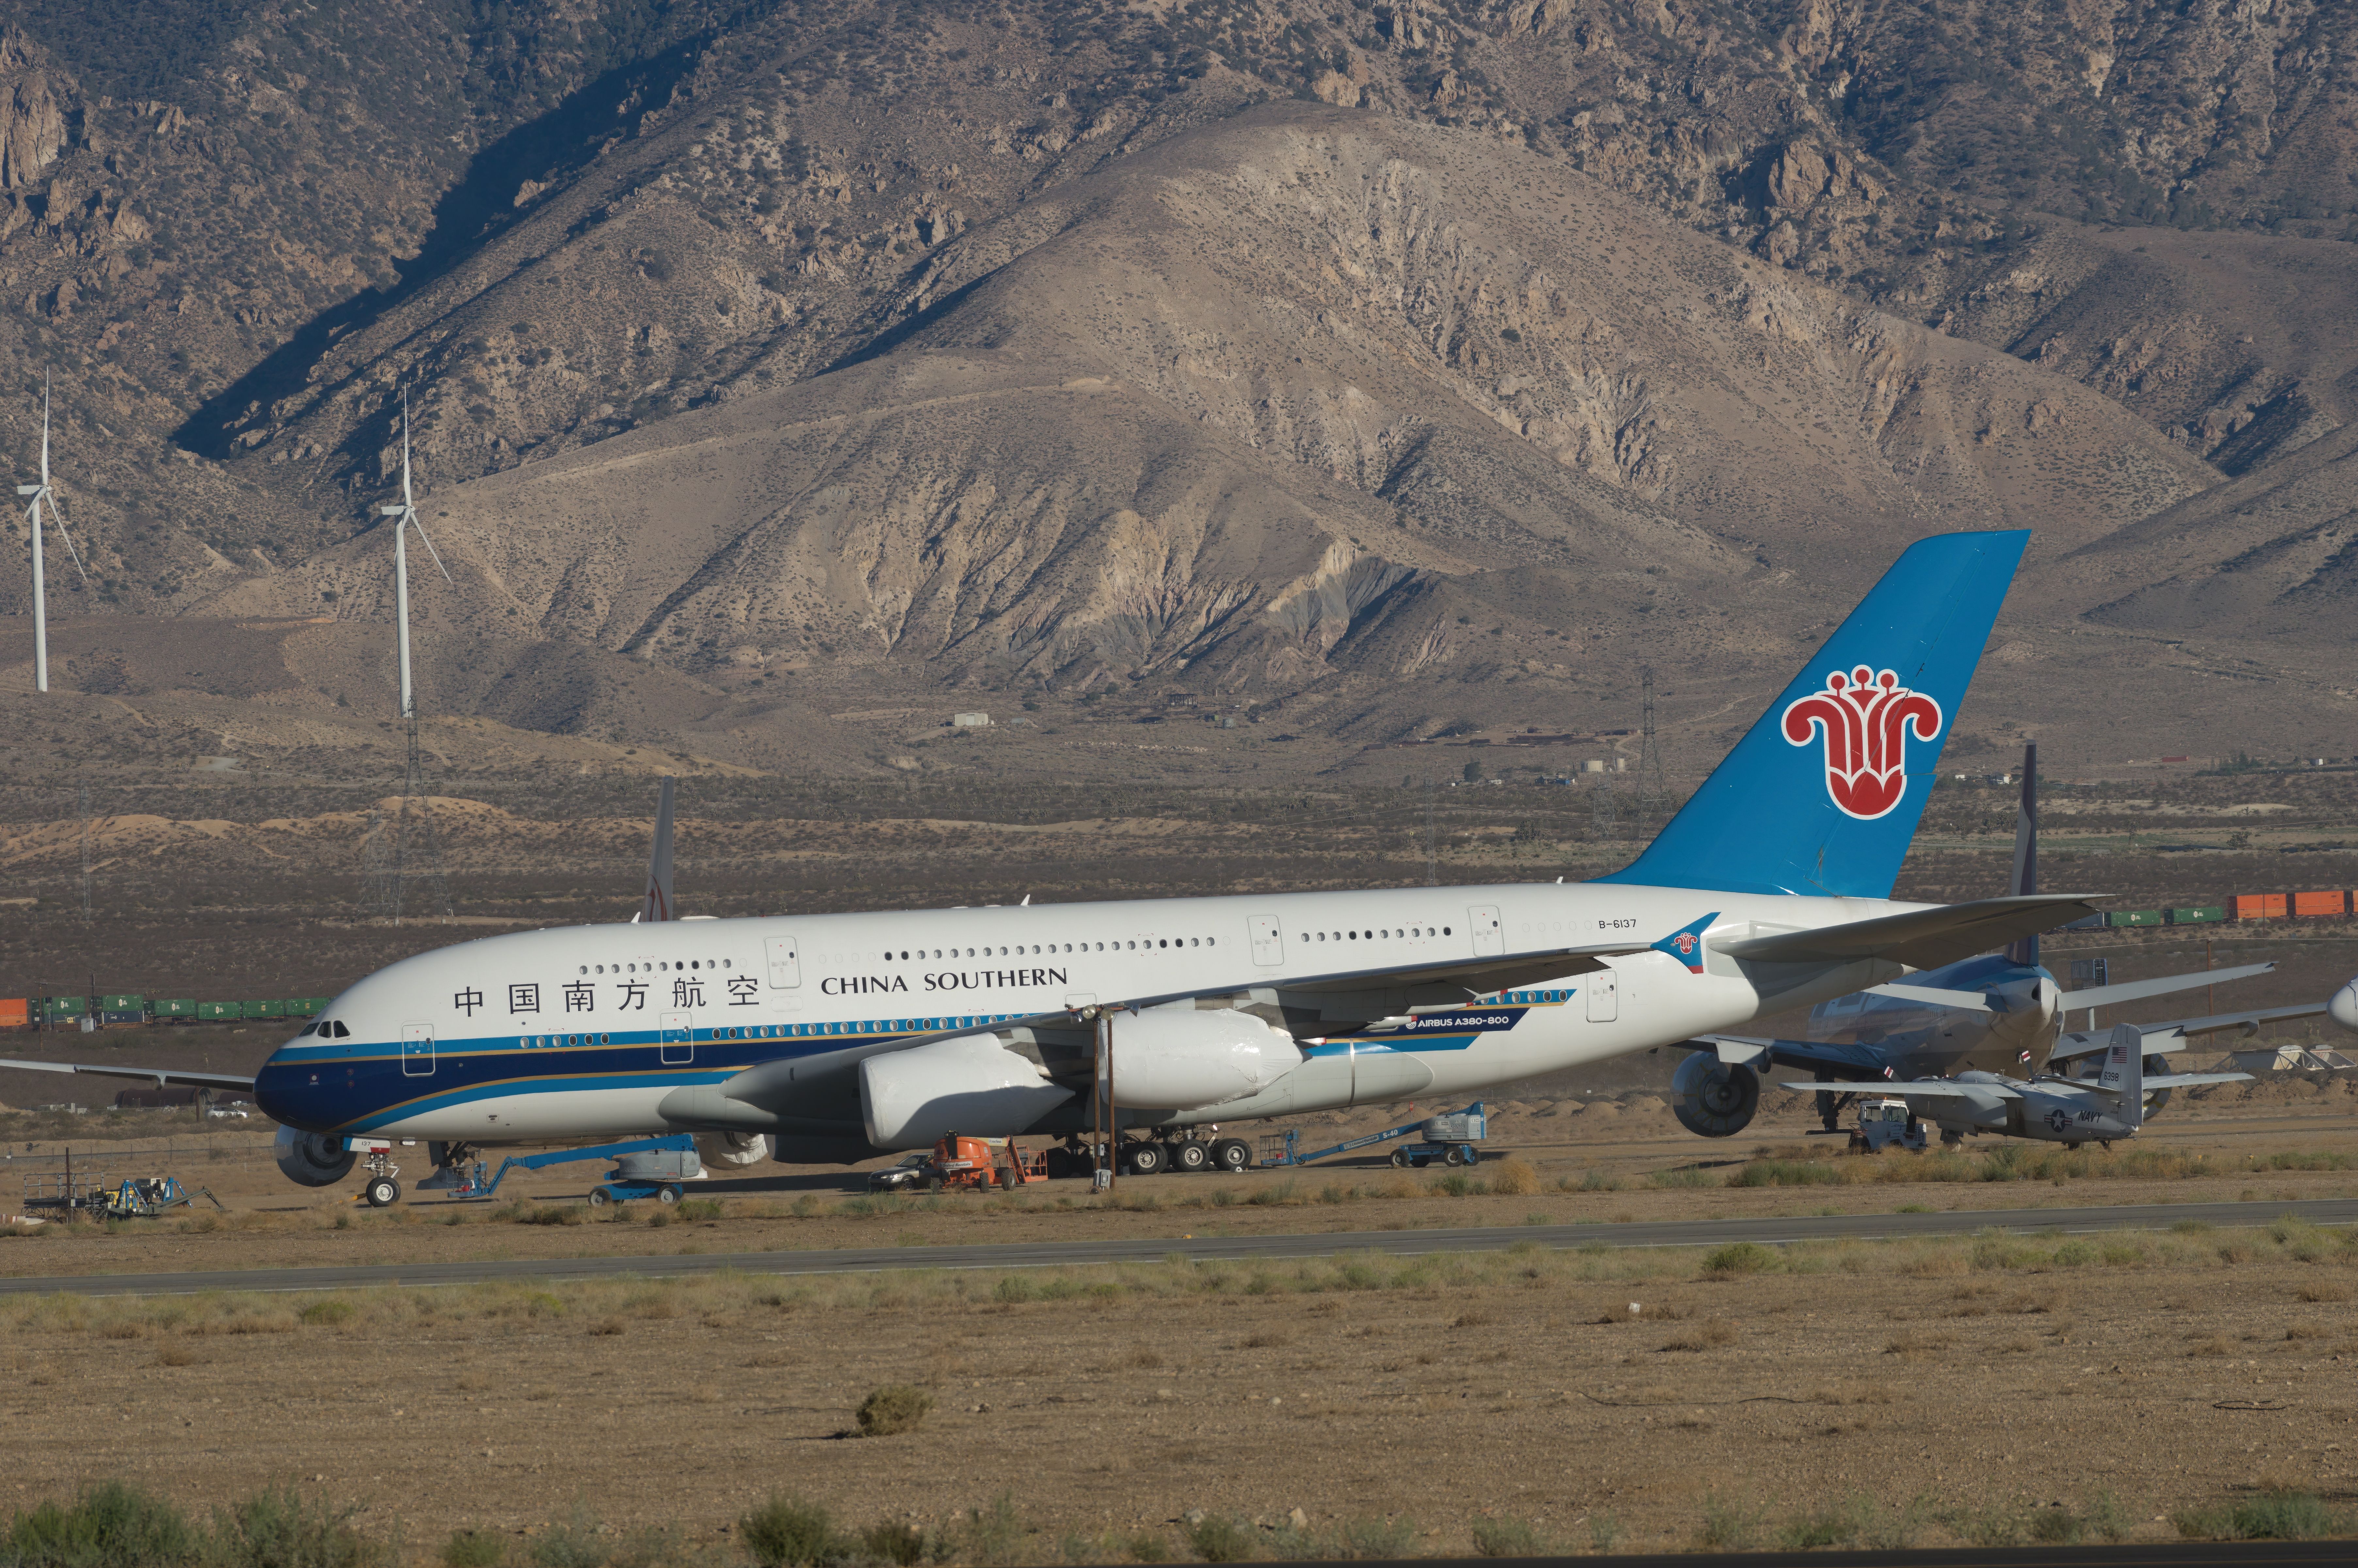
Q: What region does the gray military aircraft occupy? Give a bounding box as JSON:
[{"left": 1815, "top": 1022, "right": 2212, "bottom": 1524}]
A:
[{"left": 1780, "top": 1022, "right": 2246, "bottom": 1150}]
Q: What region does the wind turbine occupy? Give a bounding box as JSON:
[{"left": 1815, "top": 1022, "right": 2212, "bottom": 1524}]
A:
[
  {"left": 370, "top": 388, "right": 455, "bottom": 925},
  {"left": 15, "top": 372, "right": 89, "bottom": 694},
  {"left": 375, "top": 389, "right": 450, "bottom": 718}
]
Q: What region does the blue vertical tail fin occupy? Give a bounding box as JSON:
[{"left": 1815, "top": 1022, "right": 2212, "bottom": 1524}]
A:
[{"left": 1599, "top": 529, "right": 2029, "bottom": 899}]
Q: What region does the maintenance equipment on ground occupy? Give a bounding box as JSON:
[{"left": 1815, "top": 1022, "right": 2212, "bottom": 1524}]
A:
[
  {"left": 391, "top": 1134, "right": 705, "bottom": 1207},
  {"left": 1258, "top": 1102, "right": 1487, "bottom": 1168},
  {"left": 918, "top": 1134, "right": 1048, "bottom": 1191},
  {"left": 22, "top": 1173, "right": 224, "bottom": 1220},
  {"left": 1848, "top": 1097, "right": 1929, "bottom": 1154}
]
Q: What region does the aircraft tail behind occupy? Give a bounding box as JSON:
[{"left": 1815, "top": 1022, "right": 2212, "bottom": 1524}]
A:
[
  {"left": 2004, "top": 742, "right": 2039, "bottom": 968},
  {"left": 636, "top": 776, "right": 676, "bottom": 924},
  {"left": 2096, "top": 1021, "right": 2145, "bottom": 1130},
  {"left": 1600, "top": 529, "right": 2028, "bottom": 900}
]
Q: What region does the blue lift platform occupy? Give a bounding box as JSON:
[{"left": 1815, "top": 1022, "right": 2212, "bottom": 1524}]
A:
[
  {"left": 1258, "top": 1102, "right": 1486, "bottom": 1168},
  {"left": 432, "top": 1134, "right": 703, "bottom": 1205}
]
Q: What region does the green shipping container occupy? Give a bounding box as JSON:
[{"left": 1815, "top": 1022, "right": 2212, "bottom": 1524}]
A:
[
  {"left": 2108, "top": 910, "right": 2164, "bottom": 928},
  {"left": 44, "top": 996, "right": 86, "bottom": 1017},
  {"left": 153, "top": 999, "right": 200, "bottom": 1019},
  {"left": 287, "top": 997, "right": 328, "bottom": 1018},
  {"left": 244, "top": 1000, "right": 287, "bottom": 1020},
  {"left": 2168, "top": 906, "right": 2227, "bottom": 925},
  {"left": 196, "top": 1001, "right": 237, "bottom": 1021},
  {"left": 100, "top": 993, "right": 144, "bottom": 1012}
]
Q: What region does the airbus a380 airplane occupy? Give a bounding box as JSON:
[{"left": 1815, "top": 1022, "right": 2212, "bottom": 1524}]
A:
[{"left": 9, "top": 530, "right": 2121, "bottom": 1202}]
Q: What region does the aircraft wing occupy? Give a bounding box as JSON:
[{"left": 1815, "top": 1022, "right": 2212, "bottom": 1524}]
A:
[
  {"left": 1778, "top": 1078, "right": 2020, "bottom": 1100},
  {"left": 0, "top": 1058, "right": 256, "bottom": 1091},
  {"left": 2057, "top": 962, "right": 2273, "bottom": 1010},
  {"left": 2051, "top": 1001, "right": 2331, "bottom": 1060},
  {"left": 1676, "top": 1034, "right": 1899, "bottom": 1081},
  {"left": 1714, "top": 894, "right": 2106, "bottom": 972}
]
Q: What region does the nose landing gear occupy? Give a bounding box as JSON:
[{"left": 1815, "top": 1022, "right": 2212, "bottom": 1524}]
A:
[{"left": 357, "top": 1147, "right": 402, "bottom": 1207}]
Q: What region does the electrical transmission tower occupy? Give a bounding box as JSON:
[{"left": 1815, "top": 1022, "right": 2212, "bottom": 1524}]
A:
[
  {"left": 360, "top": 808, "right": 393, "bottom": 916},
  {"left": 371, "top": 720, "right": 452, "bottom": 924},
  {"left": 77, "top": 784, "right": 90, "bottom": 923},
  {"left": 1635, "top": 665, "right": 1670, "bottom": 835}
]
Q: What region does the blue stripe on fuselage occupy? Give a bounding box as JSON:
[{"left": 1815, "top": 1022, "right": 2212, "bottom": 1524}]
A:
[{"left": 256, "top": 1018, "right": 964, "bottom": 1134}]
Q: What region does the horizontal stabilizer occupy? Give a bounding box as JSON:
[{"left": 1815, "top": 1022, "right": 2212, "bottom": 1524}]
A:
[
  {"left": 1716, "top": 894, "right": 2106, "bottom": 972},
  {"left": 1688, "top": 1034, "right": 1896, "bottom": 1081},
  {"left": 2141, "top": 1072, "right": 2252, "bottom": 1090},
  {"left": 1779, "top": 1078, "right": 2015, "bottom": 1100},
  {"left": 1864, "top": 983, "right": 1993, "bottom": 1011},
  {"left": 2051, "top": 1028, "right": 2188, "bottom": 1061},
  {"left": 2059, "top": 963, "right": 2274, "bottom": 1010},
  {"left": 2130, "top": 1002, "right": 2330, "bottom": 1041},
  {"left": 0, "top": 1058, "right": 256, "bottom": 1090}
]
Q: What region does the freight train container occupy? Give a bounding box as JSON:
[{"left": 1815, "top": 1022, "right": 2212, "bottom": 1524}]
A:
[
  {"left": 2167, "top": 906, "right": 2227, "bottom": 925},
  {"left": 2292, "top": 890, "right": 2352, "bottom": 918},
  {"left": 99, "top": 993, "right": 144, "bottom": 1013},
  {"left": 0, "top": 998, "right": 26, "bottom": 1027},
  {"left": 196, "top": 1002, "right": 237, "bottom": 1021},
  {"left": 152, "top": 999, "right": 200, "bottom": 1021},
  {"left": 2108, "top": 909, "right": 2164, "bottom": 928},
  {"left": 287, "top": 997, "right": 328, "bottom": 1018},
  {"left": 43, "top": 996, "right": 86, "bottom": 1019},
  {"left": 2232, "top": 894, "right": 2289, "bottom": 921},
  {"left": 243, "top": 1000, "right": 286, "bottom": 1020}
]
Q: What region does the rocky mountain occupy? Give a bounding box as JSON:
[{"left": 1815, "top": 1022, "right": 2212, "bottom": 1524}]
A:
[{"left": 0, "top": 0, "right": 2347, "bottom": 778}]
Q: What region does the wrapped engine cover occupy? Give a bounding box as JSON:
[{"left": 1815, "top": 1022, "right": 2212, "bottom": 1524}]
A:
[
  {"left": 1108, "top": 1008, "right": 1302, "bottom": 1110},
  {"left": 612, "top": 1147, "right": 703, "bottom": 1181},
  {"left": 860, "top": 1034, "right": 1073, "bottom": 1150}
]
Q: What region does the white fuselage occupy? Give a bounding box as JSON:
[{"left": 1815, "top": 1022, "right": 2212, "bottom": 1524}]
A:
[{"left": 256, "top": 882, "right": 1921, "bottom": 1147}]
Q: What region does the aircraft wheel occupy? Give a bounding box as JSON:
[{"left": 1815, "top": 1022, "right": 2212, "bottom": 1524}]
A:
[
  {"left": 364, "top": 1176, "right": 399, "bottom": 1208},
  {"left": 1172, "top": 1140, "right": 1210, "bottom": 1172},
  {"left": 1125, "top": 1142, "right": 1165, "bottom": 1176},
  {"left": 1211, "top": 1139, "right": 1250, "bottom": 1172}
]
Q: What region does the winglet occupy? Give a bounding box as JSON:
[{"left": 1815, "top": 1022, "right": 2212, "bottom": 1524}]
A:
[{"left": 1650, "top": 912, "right": 1719, "bottom": 974}]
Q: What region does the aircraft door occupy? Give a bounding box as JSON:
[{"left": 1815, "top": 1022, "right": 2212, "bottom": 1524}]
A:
[
  {"left": 1250, "top": 916, "right": 1284, "bottom": 966},
  {"left": 765, "top": 935, "right": 801, "bottom": 988},
  {"left": 1469, "top": 905, "right": 1503, "bottom": 956},
  {"left": 400, "top": 1024, "right": 435, "bottom": 1077},
  {"left": 661, "top": 1012, "right": 693, "bottom": 1066},
  {"left": 1586, "top": 972, "right": 1619, "bottom": 1022}
]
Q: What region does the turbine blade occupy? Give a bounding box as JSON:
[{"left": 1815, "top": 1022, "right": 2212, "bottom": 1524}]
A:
[
  {"left": 407, "top": 515, "right": 454, "bottom": 582},
  {"left": 49, "top": 498, "right": 89, "bottom": 585}
]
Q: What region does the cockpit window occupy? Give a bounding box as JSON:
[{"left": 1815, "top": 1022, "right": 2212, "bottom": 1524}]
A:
[
  {"left": 332, "top": 1021, "right": 353, "bottom": 1038},
  {"left": 297, "top": 1021, "right": 319, "bottom": 1036}
]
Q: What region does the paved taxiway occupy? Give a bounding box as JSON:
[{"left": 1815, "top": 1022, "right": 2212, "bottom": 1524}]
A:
[{"left": 4, "top": 1195, "right": 2353, "bottom": 1298}]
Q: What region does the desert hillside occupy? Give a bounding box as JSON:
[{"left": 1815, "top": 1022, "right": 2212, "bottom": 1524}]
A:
[{"left": 0, "top": 0, "right": 2346, "bottom": 776}]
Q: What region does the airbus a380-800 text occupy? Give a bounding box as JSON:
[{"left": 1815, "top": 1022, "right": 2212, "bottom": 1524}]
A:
[{"left": 11, "top": 530, "right": 2117, "bottom": 1202}]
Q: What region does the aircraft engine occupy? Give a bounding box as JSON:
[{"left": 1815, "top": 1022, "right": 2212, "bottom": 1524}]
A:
[
  {"left": 2332, "top": 976, "right": 2358, "bottom": 1035},
  {"left": 860, "top": 1034, "right": 1073, "bottom": 1150},
  {"left": 274, "top": 1124, "right": 355, "bottom": 1187},
  {"left": 1108, "top": 1009, "right": 1302, "bottom": 1110},
  {"left": 1671, "top": 1052, "right": 1759, "bottom": 1138},
  {"left": 694, "top": 1132, "right": 775, "bottom": 1169}
]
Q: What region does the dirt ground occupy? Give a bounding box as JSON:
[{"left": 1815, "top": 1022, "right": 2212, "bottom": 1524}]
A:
[
  {"left": 5, "top": 1082, "right": 2358, "bottom": 1280},
  {"left": 4, "top": 1085, "right": 2356, "bottom": 1560},
  {"left": 2, "top": 1211, "right": 2354, "bottom": 1560}
]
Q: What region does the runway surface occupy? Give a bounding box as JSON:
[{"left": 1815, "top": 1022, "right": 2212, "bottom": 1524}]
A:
[
  {"left": 4, "top": 1194, "right": 2354, "bottom": 1298},
  {"left": 1403, "top": 1545, "right": 2352, "bottom": 1566}
]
